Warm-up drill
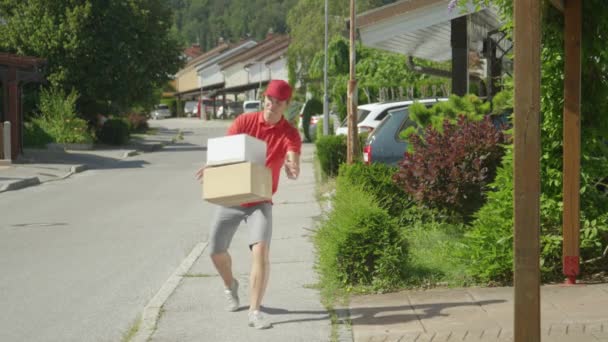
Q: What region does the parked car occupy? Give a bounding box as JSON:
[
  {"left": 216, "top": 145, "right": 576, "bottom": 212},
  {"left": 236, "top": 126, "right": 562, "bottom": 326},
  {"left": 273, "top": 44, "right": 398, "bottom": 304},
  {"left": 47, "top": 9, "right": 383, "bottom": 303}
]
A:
[
  {"left": 335, "top": 99, "right": 445, "bottom": 136},
  {"left": 184, "top": 101, "right": 199, "bottom": 117},
  {"left": 362, "top": 99, "right": 446, "bottom": 165},
  {"left": 150, "top": 104, "right": 171, "bottom": 120},
  {"left": 215, "top": 103, "right": 236, "bottom": 119},
  {"left": 299, "top": 113, "right": 340, "bottom": 141},
  {"left": 243, "top": 100, "right": 261, "bottom": 113}
]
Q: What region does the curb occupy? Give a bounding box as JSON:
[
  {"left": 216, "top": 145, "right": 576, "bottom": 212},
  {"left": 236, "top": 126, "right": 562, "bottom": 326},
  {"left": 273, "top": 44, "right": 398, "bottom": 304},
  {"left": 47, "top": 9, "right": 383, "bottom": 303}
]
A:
[
  {"left": 0, "top": 177, "right": 40, "bottom": 193},
  {"left": 122, "top": 150, "right": 139, "bottom": 158},
  {"left": 42, "top": 164, "right": 89, "bottom": 183},
  {"left": 132, "top": 242, "right": 209, "bottom": 342}
]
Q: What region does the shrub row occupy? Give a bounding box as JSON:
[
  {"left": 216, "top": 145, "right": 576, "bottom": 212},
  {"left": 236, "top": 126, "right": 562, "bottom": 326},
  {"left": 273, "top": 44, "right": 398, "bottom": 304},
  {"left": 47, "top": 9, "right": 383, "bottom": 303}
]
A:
[{"left": 315, "top": 179, "right": 409, "bottom": 291}]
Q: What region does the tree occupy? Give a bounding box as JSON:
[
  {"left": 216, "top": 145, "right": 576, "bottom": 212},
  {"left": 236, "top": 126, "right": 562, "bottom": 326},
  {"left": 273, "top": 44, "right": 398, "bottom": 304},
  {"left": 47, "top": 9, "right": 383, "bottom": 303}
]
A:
[
  {"left": 286, "top": 0, "right": 398, "bottom": 86},
  {"left": 174, "top": 0, "right": 297, "bottom": 51},
  {"left": 0, "top": 0, "right": 184, "bottom": 118},
  {"left": 308, "top": 37, "right": 449, "bottom": 121}
]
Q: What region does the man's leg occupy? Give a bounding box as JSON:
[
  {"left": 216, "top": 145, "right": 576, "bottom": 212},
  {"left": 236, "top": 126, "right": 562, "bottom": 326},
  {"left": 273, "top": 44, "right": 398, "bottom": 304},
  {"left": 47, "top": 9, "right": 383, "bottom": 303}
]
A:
[
  {"left": 211, "top": 252, "right": 235, "bottom": 288},
  {"left": 249, "top": 241, "right": 270, "bottom": 311},
  {"left": 246, "top": 203, "right": 273, "bottom": 329},
  {"left": 208, "top": 205, "right": 244, "bottom": 311}
]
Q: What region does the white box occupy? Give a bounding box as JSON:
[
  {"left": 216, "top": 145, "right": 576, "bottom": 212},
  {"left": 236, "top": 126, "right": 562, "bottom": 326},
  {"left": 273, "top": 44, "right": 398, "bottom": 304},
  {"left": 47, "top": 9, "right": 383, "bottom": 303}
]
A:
[{"left": 206, "top": 134, "right": 266, "bottom": 167}]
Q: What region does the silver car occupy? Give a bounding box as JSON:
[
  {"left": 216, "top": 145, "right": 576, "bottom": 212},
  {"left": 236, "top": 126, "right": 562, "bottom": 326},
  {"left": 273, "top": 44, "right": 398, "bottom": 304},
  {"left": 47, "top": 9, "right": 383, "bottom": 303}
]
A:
[{"left": 150, "top": 104, "right": 171, "bottom": 120}]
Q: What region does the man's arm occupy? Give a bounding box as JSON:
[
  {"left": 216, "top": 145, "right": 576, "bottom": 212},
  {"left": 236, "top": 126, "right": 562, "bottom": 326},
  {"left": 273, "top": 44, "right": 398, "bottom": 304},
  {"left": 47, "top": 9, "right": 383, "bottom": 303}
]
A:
[{"left": 284, "top": 151, "right": 300, "bottom": 180}]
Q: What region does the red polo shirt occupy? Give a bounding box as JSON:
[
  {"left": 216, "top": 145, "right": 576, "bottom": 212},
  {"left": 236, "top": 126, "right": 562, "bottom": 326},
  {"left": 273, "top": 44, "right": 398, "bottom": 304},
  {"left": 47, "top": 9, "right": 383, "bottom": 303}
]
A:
[{"left": 226, "top": 111, "right": 302, "bottom": 205}]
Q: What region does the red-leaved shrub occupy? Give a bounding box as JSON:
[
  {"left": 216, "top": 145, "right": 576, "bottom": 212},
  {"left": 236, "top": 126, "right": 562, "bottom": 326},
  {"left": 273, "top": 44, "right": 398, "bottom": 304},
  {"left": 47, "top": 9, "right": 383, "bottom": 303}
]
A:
[{"left": 393, "top": 115, "right": 508, "bottom": 220}]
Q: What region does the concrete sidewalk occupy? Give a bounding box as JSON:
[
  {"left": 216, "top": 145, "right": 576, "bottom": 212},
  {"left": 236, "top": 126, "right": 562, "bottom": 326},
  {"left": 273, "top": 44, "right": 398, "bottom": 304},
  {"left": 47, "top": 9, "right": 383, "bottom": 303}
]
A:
[
  {"left": 141, "top": 143, "right": 332, "bottom": 342},
  {"left": 349, "top": 284, "right": 608, "bottom": 342},
  {"left": 0, "top": 127, "right": 176, "bottom": 193}
]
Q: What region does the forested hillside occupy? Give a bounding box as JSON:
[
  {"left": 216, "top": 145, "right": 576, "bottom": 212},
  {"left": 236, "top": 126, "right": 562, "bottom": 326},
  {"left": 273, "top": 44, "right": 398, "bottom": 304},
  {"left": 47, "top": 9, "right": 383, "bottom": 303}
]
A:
[
  {"left": 169, "top": 0, "right": 298, "bottom": 50},
  {"left": 169, "top": 0, "right": 396, "bottom": 51}
]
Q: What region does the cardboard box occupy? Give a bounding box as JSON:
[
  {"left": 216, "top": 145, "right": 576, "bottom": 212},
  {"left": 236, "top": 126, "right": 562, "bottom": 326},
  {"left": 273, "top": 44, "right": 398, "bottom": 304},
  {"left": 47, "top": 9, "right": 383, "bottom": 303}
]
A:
[
  {"left": 203, "top": 162, "right": 272, "bottom": 206},
  {"left": 206, "top": 134, "right": 266, "bottom": 167}
]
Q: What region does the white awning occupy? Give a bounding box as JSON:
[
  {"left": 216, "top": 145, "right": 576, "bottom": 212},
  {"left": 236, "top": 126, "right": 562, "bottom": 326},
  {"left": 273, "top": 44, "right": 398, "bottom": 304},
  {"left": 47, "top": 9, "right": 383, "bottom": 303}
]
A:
[{"left": 356, "top": 0, "right": 504, "bottom": 61}]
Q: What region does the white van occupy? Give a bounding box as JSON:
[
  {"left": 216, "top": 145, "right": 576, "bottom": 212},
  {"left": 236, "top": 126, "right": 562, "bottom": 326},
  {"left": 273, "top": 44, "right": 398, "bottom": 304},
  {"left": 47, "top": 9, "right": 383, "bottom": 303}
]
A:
[{"left": 184, "top": 101, "right": 199, "bottom": 117}]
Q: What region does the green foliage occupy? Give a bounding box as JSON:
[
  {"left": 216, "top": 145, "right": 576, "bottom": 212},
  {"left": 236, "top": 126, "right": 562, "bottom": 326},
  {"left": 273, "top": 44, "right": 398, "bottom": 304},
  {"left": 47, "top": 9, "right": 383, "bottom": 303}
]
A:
[
  {"left": 315, "top": 135, "right": 346, "bottom": 178},
  {"left": 34, "top": 87, "right": 93, "bottom": 144},
  {"left": 408, "top": 94, "right": 490, "bottom": 132},
  {"left": 455, "top": 152, "right": 515, "bottom": 284},
  {"left": 454, "top": 0, "right": 608, "bottom": 283},
  {"left": 287, "top": 0, "right": 399, "bottom": 90},
  {"left": 97, "top": 118, "right": 130, "bottom": 146},
  {"left": 0, "top": 0, "right": 183, "bottom": 118},
  {"left": 173, "top": 0, "right": 297, "bottom": 51},
  {"left": 338, "top": 162, "right": 412, "bottom": 219},
  {"left": 315, "top": 133, "right": 368, "bottom": 178},
  {"left": 23, "top": 120, "right": 53, "bottom": 148},
  {"left": 308, "top": 36, "right": 450, "bottom": 121},
  {"left": 315, "top": 116, "right": 334, "bottom": 140},
  {"left": 458, "top": 148, "right": 608, "bottom": 284},
  {"left": 315, "top": 182, "right": 409, "bottom": 291}
]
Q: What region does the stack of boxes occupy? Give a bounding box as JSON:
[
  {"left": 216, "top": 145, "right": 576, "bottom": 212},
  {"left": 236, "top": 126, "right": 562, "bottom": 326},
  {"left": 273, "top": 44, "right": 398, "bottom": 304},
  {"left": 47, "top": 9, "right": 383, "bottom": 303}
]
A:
[{"left": 202, "top": 134, "right": 272, "bottom": 206}]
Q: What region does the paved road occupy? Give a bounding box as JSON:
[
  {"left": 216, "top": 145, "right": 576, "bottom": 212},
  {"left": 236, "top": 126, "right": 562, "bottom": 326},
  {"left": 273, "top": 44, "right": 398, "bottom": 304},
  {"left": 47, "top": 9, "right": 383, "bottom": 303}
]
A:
[{"left": 0, "top": 118, "right": 230, "bottom": 342}]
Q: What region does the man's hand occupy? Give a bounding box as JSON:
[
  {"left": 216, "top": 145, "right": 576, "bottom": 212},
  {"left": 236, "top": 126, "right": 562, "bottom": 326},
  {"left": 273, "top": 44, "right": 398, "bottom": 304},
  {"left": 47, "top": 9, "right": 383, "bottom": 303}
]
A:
[
  {"left": 195, "top": 166, "right": 206, "bottom": 182},
  {"left": 284, "top": 151, "right": 300, "bottom": 180}
]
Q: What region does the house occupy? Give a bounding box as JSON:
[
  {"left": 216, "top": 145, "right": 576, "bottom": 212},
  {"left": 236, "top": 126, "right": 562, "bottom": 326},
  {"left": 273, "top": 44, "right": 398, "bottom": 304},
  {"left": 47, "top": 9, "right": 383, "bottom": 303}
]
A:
[
  {"left": 217, "top": 34, "right": 290, "bottom": 101},
  {"left": 0, "top": 53, "right": 46, "bottom": 161},
  {"left": 197, "top": 39, "right": 258, "bottom": 94},
  {"left": 173, "top": 43, "right": 230, "bottom": 101}
]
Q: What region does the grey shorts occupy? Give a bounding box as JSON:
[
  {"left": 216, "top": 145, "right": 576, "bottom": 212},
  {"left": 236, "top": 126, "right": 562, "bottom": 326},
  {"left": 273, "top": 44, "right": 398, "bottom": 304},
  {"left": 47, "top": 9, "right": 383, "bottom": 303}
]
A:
[{"left": 208, "top": 203, "right": 273, "bottom": 254}]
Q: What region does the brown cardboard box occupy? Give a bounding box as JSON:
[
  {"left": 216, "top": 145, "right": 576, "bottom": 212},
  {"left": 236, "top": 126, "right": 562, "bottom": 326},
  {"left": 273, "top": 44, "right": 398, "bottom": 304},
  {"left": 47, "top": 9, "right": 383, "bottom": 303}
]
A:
[{"left": 203, "top": 162, "right": 272, "bottom": 206}]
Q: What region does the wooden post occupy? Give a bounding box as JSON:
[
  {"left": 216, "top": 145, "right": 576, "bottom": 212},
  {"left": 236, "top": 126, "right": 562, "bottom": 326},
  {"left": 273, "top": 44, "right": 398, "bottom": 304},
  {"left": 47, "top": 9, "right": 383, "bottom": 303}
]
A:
[
  {"left": 347, "top": 0, "right": 359, "bottom": 164},
  {"left": 513, "top": 0, "right": 541, "bottom": 341},
  {"left": 451, "top": 16, "right": 469, "bottom": 96},
  {"left": 562, "top": 0, "right": 582, "bottom": 285}
]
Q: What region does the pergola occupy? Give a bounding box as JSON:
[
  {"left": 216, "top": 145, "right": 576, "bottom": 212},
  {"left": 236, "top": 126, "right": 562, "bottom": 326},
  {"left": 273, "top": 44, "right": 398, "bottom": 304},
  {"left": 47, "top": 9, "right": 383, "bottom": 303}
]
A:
[
  {"left": 514, "top": 0, "right": 581, "bottom": 340},
  {"left": 0, "top": 53, "right": 46, "bottom": 160}
]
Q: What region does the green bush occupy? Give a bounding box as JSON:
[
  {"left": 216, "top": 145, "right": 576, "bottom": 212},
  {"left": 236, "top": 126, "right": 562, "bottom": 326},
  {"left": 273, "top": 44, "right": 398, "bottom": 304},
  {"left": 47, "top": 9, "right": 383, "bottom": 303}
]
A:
[
  {"left": 315, "top": 182, "right": 409, "bottom": 291},
  {"left": 315, "top": 133, "right": 369, "bottom": 178},
  {"left": 315, "top": 135, "right": 347, "bottom": 178},
  {"left": 315, "top": 116, "right": 334, "bottom": 140},
  {"left": 456, "top": 149, "right": 608, "bottom": 284},
  {"left": 35, "top": 87, "right": 94, "bottom": 144},
  {"left": 338, "top": 162, "right": 412, "bottom": 219},
  {"left": 97, "top": 118, "right": 130, "bottom": 145},
  {"left": 23, "top": 120, "right": 53, "bottom": 148}
]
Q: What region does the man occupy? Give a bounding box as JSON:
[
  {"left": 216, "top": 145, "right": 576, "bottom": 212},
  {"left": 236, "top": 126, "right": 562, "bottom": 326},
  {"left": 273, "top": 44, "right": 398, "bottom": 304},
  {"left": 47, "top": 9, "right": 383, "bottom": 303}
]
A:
[{"left": 195, "top": 79, "right": 302, "bottom": 329}]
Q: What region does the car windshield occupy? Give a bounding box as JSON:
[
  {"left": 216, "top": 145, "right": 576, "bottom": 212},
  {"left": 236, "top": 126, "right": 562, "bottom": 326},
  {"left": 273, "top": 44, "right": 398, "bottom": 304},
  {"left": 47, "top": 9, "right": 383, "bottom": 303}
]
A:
[
  {"left": 341, "top": 108, "right": 371, "bottom": 126},
  {"left": 245, "top": 103, "right": 259, "bottom": 109},
  {"left": 157, "top": 104, "right": 168, "bottom": 109}
]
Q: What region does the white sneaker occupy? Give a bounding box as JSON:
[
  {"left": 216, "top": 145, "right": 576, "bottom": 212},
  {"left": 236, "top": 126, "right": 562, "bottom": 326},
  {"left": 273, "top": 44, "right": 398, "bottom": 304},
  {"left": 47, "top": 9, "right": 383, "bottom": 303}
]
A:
[
  {"left": 248, "top": 310, "right": 271, "bottom": 329},
  {"left": 223, "top": 279, "right": 239, "bottom": 312}
]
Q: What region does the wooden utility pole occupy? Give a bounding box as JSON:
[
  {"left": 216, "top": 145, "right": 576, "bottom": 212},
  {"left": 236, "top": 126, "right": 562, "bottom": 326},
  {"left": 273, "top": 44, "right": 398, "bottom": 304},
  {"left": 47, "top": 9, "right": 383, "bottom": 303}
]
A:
[
  {"left": 513, "top": 0, "right": 542, "bottom": 341},
  {"left": 347, "top": 0, "right": 359, "bottom": 164},
  {"left": 562, "top": 0, "right": 582, "bottom": 285}
]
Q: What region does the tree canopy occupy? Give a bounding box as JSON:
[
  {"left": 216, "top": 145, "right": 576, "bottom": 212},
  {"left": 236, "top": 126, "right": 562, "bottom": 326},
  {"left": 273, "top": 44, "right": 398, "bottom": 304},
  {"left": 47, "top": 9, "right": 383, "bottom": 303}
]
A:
[
  {"left": 171, "top": 0, "right": 298, "bottom": 50},
  {"left": 0, "top": 0, "right": 184, "bottom": 117}
]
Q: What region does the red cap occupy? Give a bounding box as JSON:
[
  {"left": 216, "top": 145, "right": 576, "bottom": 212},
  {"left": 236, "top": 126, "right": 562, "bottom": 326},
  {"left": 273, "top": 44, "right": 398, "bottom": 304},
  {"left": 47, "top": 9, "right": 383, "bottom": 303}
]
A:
[{"left": 264, "top": 79, "right": 292, "bottom": 101}]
